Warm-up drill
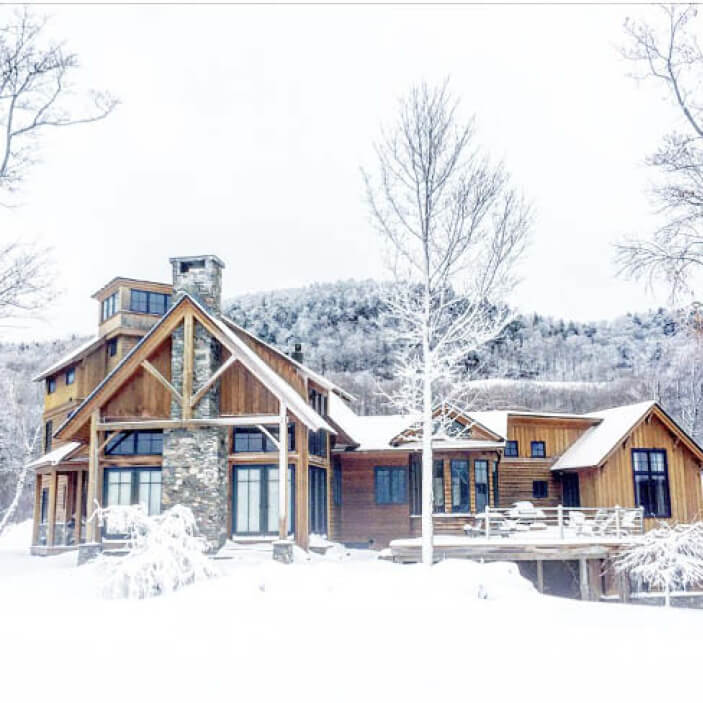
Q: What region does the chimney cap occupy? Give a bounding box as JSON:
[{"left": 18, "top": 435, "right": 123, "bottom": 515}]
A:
[{"left": 169, "top": 254, "right": 225, "bottom": 269}]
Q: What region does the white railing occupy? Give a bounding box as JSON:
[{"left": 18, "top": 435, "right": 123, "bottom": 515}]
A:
[{"left": 467, "top": 504, "right": 644, "bottom": 540}]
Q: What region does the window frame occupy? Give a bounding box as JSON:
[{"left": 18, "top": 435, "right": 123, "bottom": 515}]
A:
[
  {"left": 107, "top": 339, "right": 118, "bottom": 358},
  {"left": 104, "top": 430, "right": 163, "bottom": 456},
  {"left": 450, "top": 458, "right": 470, "bottom": 513},
  {"left": 631, "top": 448, "right": 671, "bottom": 518},
  {"left": 44, "top": 420, "right": 53, "bottom": 453},
  {"left": 504, "top": 440, "right": 519, "bottom": 457},
  {"left": 531, "top": 441, "right": 546, "bottom": 458},
  {"left": 101, "top": 292, "right": 118, "bottom": 322},
  {"left": 474, "top": 459, "right": 489, "bottom": 514},
  {"left": 233, "top": 425, "right": 295, "bottom": 454},
  {"left": 46, "top": 376, "right": 56, "bottom": 394},
  {"left": 129, "top": 288, "right": 171, "bottom": 316},
  {"left": 532, "top": 480, "right": 548, "bottom": 499},
  {"left": 65, "top": 367, "right": 75, "bottom": 385},
  {"left": 308, "top": 428, "right": 327, "bottom": 458},
  {"left": 102, "top": 466, "right": 162, "bottom": 538},
  {"left": 374, "top": 466, "right": 408, "bottom": 505}
]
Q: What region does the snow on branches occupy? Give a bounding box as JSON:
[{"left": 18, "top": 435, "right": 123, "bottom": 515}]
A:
[
  {"left": 615, "top": 521, "right": 703, "bottom": 605},
  {"left": 94, "top": 505, "right": 219, "bottom": 599}
]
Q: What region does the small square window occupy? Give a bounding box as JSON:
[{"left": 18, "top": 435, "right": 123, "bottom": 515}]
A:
[
  {"left": 65, "top": 367, "right": 75, "bottom": 385},
  {"left": 532, "top": 480, "right": 548, "bottom": 499},
  {"left": 504, "top": 440, "right": 518, "bottom": 457},
  {"left": 531, "top": 441, "right": 546, "bottom": 458}
]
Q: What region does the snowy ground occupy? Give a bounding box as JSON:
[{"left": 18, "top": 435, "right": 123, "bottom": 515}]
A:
[{"left": 1, "top": 522, "right": 702, "bottom": 703}]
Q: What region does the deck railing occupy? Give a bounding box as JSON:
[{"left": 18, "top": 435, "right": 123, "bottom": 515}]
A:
[{"left": 470, "top": 505, "right": 645, "bottom": 540}]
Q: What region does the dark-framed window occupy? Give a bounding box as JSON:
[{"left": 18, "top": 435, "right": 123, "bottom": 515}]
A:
[
  {"left": 40, "top": 488, "right": 49, "bottom": 524},
  {"left": 46, "top": 376, "right": 56, "bottom": 394},
  {"left": 129, "top": 289, "right": 171, "bottom": 315},
  {"left": 450, "top": 459, "right": 470, "bottom": 513},
  {"left": 475, "top": 459, "right": 489, "bottom": 514},
  {"left": 409, "top": 454, "right": 421, "bottom": 514},
  {"left": 309, "top": 388, "right": 328, "bottom": 416},
  {"left": 504, "top": 440, "right": 518, "bottom": 457},
  {"left": 44, "top": 420, "right": 53, "bottom": 453},
  {"left": 65, "top": 367, "right": 75, "bottom": 385},
  {"left": 492, "top": 461, "right": 499, "bottom": 506},
  {"left": 103, "top": 467, "right": 162, "bottom": 536},
  {"left": 233, "top": 425, "right": 295, "bottom": 453},
  {"left": 232, "top": 464, "right": 295, "bottom": 535},
  {"left": 308, "top": 429, "right": 327, "bottom": 457},
  {"left": 105, "top": 430, "right": 163, "bottom": 456},
  {"left": 375, "top": 466, "right": 407, "bottom": 505},
  {"left": 433, "top": 459, "right": 445, "bottom": 512},
  {"left": 107, "top": 339, "right": 118, "bottom": 357},
  {"left": 532, "top": 480, "right": 548, "bottom": 499},
  {"left": 333, "top": 459, "right": 342, "bottom": 506},
  {"left": 531, "top": 441, "right": 546, "bottom": 458},
  {"left": 632, "top": 449, "right": 671, "bottom": 518},
  {"left": 101, "top": 292, "right": 118, "bottom": 322}
]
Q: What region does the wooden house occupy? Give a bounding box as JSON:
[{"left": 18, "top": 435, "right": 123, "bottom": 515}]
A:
[{"left": 28, "top": 255, "right": 703, "bottom": 556}]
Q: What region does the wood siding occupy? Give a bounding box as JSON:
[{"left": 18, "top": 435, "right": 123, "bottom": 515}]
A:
[
  {"left": 507, "top": 418, "right": 595, "bottom": 459},
  {"left": 497, "top": 459, "right": 561, "bottom": 508},
  {"left": 220, "top": 358, "right": 279, "bottom": 415},
  {"left": 577, "top": 413, "right": 703, "bottom": 527}
]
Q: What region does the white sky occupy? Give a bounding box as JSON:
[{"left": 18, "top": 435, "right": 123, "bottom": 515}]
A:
[{"left": 0, "top": 4, "right": 687, "bottom": 342}]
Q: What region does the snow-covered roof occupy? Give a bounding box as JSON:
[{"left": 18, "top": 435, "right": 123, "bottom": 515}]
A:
[
  {"left": 551, "top": 401, "right": 656, "bottom": 471},
  {"left": 26, "top": 442, "right": 83, "bottom": 470},
  {"left": 465, "top": 411, "right": 508, "bottom": 439},
  {"left": 32, "top": 337, "right": 100, "bottom": 382},
  {"left": 218, "top": 315, "right": 354, "bottom": 401}
]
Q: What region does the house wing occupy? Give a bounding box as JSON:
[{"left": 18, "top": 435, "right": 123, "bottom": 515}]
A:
[
  {"left": 550, "top": 400, "right": 703, "bottom": 471},
  {"left": 55, "top": 294, "right": 331, "bottom": 442}
]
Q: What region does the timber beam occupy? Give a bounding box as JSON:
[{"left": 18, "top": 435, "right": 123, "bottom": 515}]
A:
[
  {"left": 141, "top": 360, "right": 183, "bottom": 406},
  {"left": 97, "top": 414, "right": 285, "bottom": 432},
  {"left": 190, "top": 354, "right": 237, "bottom": 409}
]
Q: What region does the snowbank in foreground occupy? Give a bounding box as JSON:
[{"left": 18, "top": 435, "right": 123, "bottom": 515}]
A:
[
  {"left": 0, "top": 519, "right": 32, "bottom": 549},
  {"left": 1, "top": 543, "right": 702, "bottom": 703}
]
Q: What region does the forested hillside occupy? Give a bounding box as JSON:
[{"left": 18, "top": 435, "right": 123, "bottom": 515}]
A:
[{"left": 3, "top": 279, "right": 702, "bottom": 522}]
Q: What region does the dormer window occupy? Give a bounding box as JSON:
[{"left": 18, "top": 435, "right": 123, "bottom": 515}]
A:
[
  {"left": 101, "top": 292, "right": 118, "bottom": 322},
  {"left": 130, "top": 289, "right": 171, "bottom": 315},
  {"left": 46, "top": 377, "right": 56, "bottom": 394},
  {"left": 65, "top": 367, "right": 75, "bottom": 385}
]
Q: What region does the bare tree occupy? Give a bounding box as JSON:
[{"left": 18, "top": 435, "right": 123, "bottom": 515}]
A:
[
  {"left": 616, "top": 4, "right": 703, "bottom": 299},
  {"left": 0, "top": 375, "right": 42, "bottom": 536},
  {"left": 363, "top": 81, "right": 531, "bottom": 565},
  {"left": 1, "top": 5, "right": 118, "bottom": 193}
]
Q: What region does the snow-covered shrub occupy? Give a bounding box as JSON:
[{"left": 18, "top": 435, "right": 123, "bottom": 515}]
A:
[
  {"left": 615, "top": 522, "right": 703, "bottom": 605},
  {"left": 95, "top": 504, "right": 219, "bottom": 599}
]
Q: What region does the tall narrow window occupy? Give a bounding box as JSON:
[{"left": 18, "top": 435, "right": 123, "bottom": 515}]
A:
[
  {"left": 107, "top": 339, "right": 118, "bottom": 357},
  {"left": 44, "top": 420, "right": 53, "bottom": 453},
  {"left": 46, "top": 377, "right": 56, "bottom": 394},
  {"left": 433, "top": 459, "right": 445, "bottom": 512},
  {"left": 492, "top": 461, "right": 499, "bottom": 507},
  {"left": 474, "top": 459, "right": 489, "bottom": 514},
  {"left": 65, "top": 367, "right": 75, "bottom": 385},
  {"left": 409, "top": 454, "right": 421, "bottom": 514},
  {"left": 333, "top": 461, "right": 342, "bottom": 506},
  {"left": 451, "top": 459, "right": 470, "bottom": 513},
  {"left": 101, "top": 292, "right": 118, "bottom": 321},
  {"left": 632, "top": 449, "right": 671, "bottom": 518}
]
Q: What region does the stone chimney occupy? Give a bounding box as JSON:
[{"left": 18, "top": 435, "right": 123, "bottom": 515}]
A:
[
  {"left": 291, "top": 342, "right": 304, "bottom": 364},
  {"left": 169, "top": 255, "right": 225, "bottom": 313}
]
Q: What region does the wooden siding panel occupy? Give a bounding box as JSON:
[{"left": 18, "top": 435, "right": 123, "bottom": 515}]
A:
[
  {"left": 220, "top": 360, "right": 278, "bottom": 415},
  {"left": 507, "top": 418, "right": 594, "bottom": 459},
  {"left": 497, "top": 460, "right": 561, "bottom": 508}
]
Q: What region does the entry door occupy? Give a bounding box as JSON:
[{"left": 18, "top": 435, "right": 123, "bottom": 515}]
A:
[
  {"left": 233, "top": 465, "right": 295, "bottom": 536},
  {"left": 562, "top": 473, "right": 581, "bottom": 507},
  {"left": 309, "top": 467, "right": 327, "bottom": 535}
]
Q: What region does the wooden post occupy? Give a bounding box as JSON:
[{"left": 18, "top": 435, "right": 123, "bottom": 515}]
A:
[
  {"left": 588, "top": 559, "right": 603, "bottom": 601},
  {"left": 86, "top": 410, "right": 100, "bottom": 542},
  {"left": 485, "top": 505, "right": 490, "bottom": 538},
  {"left": 618, "top": 571, "right": 631, "bottom": 603},
  {"left": 579, "top": 558, "right": 590, "bottom": 601},
  {"left": 558, "top": 504, "right": 564, "bottom": 540},
  {"left": 294, "top": 418, "right": 309, "bottom": 550},
  {"left": 31, "top": 474, "right": 41, "bottom": 546},
  {"left": 536, "top": 559, "right": 544, "bottom": 594},
  {"left": 46, "top": 470, "right": 58, "bottom": 547},
  {"left": 278, "top": 402, "right": 288, "bottom": 540},
  {"left": 182, "top": 313, "right": 194, "bottom": 420},
  {"left": 74, "top": 470, "right": 83, "bottom": 546}
]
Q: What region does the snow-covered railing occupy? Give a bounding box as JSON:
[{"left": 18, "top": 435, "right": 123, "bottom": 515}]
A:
[{"left": 469, "top": 505, "right": 645, "bottom": 540}]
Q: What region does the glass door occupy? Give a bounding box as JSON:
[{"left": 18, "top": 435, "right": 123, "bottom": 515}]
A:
[
  {"left": 233, "top": 465, "right": 295, "bottom": 536},
  {"left": 308, "top": 467, "right": 327, "bottom": 535}
]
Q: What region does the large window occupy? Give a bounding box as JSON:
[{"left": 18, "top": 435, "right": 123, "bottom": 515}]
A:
[
  {"left": 632, "top": 449, "right": 671, "bottom": 518},
  {"left": 504, "top": 440, "right": 518, "bottom": 457},
  {"left": 308, "top": 429, "right": 327, "bottom": 457},
  {"left": 375, "top": 467, "right": 407, "bottom": 505},
  {"left": 408, "top": 457, "right": 445, "bottom": 513},
  {"left": 105, "top": 430, "right": 163, "bottom": 455},
  {"left": 101, "top": 292, "right": 118, "bottom": 321},
  {"left": 129, "top": 289, "right": 171, "bottom": 315},
  {"left": 233, "top": 465, "right": 295, "bottom": 535},
  {"left": 103, "top": 467, "right": 162, "bottom": 535},
  {"left": 451, "top": 459, "right": 470, "bottom": 513},
  {"left": 531, "top": 441, "right": 546, "bottom": 458},
  {"left": 475, "top": 459, "right": 489, "bottom": 514},
  {"left": 233, "top": 425, "right": 295, "bottom": 453},
  {"left": 333, "top": 460, "right": 342, "bottom": 507}
]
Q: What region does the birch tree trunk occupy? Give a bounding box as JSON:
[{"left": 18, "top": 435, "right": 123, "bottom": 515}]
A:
[{"left": 421, "top": 314, "right": 434, "bottom": 566}]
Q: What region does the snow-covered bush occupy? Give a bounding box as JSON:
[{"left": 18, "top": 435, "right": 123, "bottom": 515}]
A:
[
  {"left": 95, "top": 504, "right": 219, "bottom": 599},
  {"left": 615, "top": 522, "right": 703, "bottom": 605}
]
